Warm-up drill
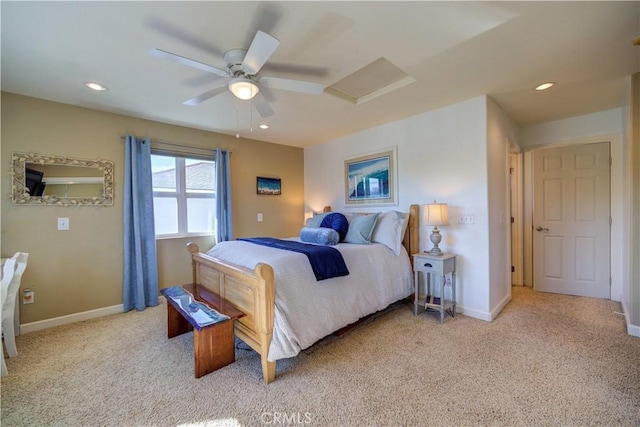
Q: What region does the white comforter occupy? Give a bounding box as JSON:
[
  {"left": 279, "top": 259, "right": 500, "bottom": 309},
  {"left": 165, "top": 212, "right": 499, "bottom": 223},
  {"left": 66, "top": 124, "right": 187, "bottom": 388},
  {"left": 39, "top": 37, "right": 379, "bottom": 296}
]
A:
[{"left": 206, "top": 239, "right": 413, "bottom": 361}]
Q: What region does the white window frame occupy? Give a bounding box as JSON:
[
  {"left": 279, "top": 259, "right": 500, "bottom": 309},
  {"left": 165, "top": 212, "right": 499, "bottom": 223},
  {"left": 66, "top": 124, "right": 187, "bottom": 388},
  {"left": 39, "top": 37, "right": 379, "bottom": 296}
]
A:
[{"left": 152, "top": 155, "right": 215, "bottom": 238}]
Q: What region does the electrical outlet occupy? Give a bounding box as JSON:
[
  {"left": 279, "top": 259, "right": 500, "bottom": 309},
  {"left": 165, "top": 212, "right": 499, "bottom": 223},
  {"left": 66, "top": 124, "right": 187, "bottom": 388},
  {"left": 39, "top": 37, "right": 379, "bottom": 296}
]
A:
[
  {"left": 57, "top": 217, "right": 70, "bottom": 230},
  {"left": 23, "top": 289, "right": 34, "bottom": 304},
  {"left": 459, "top": 214, "right": 475, "bottom": 224},
  {"left": 257, "top": 213, "right": 263, "bottom": 222}
]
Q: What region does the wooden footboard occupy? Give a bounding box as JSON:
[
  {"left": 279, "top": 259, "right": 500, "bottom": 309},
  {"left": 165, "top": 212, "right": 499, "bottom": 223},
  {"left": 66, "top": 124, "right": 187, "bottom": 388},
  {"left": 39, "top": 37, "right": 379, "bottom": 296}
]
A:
[{"left": 186, "top": 242, "right": 276, "bottom": 383}]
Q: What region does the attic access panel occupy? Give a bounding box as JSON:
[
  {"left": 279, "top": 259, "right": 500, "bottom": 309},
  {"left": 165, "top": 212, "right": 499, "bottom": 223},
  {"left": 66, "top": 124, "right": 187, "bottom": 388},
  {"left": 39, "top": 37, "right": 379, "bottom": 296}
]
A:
[{"left": 326, "top": 57, "right": 415, "bottom": 105}]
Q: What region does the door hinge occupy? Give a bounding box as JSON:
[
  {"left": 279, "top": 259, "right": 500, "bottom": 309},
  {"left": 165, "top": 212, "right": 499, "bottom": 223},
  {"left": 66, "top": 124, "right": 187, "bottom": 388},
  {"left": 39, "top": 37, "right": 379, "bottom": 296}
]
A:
[
  {"left": 509, "top": 167, "right": 515, "bottom": 174},
  {"left": 511, "top": 216, "right": 515, "bottom": 224},
  {"left": 511, "top": 266, "right": 515, "bottom": 273},
  {"left": 610, "top": 217, "right": 612, "bottom": 226}
]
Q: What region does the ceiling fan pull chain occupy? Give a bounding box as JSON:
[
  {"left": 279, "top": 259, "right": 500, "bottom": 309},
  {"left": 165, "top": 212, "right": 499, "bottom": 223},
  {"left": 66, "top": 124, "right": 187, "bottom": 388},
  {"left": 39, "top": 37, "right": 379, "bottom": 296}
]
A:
[{"left": 235, "top": 98, "right": 240, "bottom": 139}]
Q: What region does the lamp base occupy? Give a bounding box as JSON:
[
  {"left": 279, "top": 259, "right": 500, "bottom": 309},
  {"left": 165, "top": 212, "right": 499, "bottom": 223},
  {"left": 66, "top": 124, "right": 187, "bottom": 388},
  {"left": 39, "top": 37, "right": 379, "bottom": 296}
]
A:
[
  {"left": 427, "top": 247, "right": 444, "bottom": 256},
  {"left": 428, "top": 226, "right": 444, "bottom": 256}
]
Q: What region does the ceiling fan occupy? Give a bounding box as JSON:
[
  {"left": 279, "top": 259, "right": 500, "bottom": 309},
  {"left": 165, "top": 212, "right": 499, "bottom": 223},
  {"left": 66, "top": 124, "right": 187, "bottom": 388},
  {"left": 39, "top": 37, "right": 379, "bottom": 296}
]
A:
[{"left": 150, "top": 30, "right": 325, "bottom": 117}]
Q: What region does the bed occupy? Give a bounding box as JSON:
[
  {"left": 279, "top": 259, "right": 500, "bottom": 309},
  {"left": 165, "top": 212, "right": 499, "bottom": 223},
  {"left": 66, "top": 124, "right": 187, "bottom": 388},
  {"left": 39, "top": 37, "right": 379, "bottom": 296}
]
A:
[{"left": 186, "top": 204, "right": 419, "bottom": 383}]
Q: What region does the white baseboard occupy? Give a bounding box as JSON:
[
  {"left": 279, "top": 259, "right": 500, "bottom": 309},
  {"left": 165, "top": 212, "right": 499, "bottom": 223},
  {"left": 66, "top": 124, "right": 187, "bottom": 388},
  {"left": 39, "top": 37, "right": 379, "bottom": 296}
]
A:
[
  {"left": 20, "top": 297, "right": 167, "bottom": 334},
  {"left": 621, "top": 300, "right": 640, "bottom": 338},
  {"left": 457, "top": 292, "right": 514, "bottom": 322},
  {"left": 20, "top": 304, "right": 125, "bottom": 334},
  {"left": 490, "top": 293, "right": 512, "bottom": 321},
  {"left": 456, "top": 305, "right": 491, "bottom": 322}
]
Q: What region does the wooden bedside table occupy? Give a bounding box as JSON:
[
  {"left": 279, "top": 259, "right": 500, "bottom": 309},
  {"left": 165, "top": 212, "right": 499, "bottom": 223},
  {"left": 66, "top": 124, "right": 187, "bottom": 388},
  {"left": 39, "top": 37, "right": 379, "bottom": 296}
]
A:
[{"left": 412, "top": 253, "right": 457, "bottom": 323}]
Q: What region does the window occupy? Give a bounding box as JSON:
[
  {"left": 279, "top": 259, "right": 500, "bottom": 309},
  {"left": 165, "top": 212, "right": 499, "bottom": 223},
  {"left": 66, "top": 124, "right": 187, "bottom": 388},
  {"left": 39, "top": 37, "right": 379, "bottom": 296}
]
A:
[{"left": 151, "top": 154, "right": 215, "bottom": 237}]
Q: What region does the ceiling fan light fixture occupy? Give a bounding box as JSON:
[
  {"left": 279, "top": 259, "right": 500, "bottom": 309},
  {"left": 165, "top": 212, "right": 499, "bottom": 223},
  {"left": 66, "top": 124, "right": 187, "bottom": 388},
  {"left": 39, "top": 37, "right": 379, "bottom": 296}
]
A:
[
  {"left": 535, "top": 82, "right": 555, "bottom": 91},
  {"left": 229, "top": 78, "right": 259, "bottom": 100},
  {"left": 85, "top": 82, "right": 107, "bottom": 91},
  {"left": 259, "top": 124, "right": 270, "bottom": 129}
]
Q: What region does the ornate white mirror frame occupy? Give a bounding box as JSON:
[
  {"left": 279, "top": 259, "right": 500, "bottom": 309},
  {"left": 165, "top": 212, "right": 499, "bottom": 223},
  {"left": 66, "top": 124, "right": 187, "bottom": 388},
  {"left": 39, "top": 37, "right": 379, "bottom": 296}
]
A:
[{"left": 11, "top": 152, "right": 114, "bottom": 206}]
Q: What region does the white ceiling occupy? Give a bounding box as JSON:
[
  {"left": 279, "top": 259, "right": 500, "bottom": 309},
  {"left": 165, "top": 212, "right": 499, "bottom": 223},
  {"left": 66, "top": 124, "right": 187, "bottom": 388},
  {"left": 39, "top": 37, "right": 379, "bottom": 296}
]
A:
[{"left": 2, "top": 1, "right": 639, "bottom": 148}]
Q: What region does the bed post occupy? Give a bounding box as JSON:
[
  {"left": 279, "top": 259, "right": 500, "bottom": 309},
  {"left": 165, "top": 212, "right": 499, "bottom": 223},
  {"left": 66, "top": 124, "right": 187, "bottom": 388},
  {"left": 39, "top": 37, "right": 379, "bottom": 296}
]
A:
[
  {"left": 187, "top": 242, "right": 199, "bottom": 283},
  {"left": 406, "top": 204, "right": 419, "bottom": 267},
  {"left": 255, "top": 262, "right": 276, "bottom": 383}
]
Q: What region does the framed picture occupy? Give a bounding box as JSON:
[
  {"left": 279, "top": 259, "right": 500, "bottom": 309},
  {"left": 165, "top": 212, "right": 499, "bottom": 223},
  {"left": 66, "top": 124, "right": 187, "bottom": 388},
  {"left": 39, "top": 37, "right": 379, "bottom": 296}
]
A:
[
  {"left": 257, "top": 176, "right": 281, "bottom": 195},
  {"left": 344, "top": 146, "right": 398, "bottom": 206}
]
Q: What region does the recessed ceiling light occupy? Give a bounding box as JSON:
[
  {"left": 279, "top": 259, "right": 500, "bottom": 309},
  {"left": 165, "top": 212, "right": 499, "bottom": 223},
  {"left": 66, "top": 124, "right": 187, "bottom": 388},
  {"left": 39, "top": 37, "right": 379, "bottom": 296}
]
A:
[
  {"left": 259, "top": 124, "right": 270, "bottom": 130},
  {"left": 85, "top": 82, "right": 108, "bottom": 91},
  {"left": 535, "top": 82, "right": 555, "bottom": 91}
]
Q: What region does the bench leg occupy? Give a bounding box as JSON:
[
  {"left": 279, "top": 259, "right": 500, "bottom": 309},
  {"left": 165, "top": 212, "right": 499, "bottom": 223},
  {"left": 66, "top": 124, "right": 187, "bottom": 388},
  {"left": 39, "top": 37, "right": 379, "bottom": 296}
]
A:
[
  {"left": 193, "top": 320, "right": 235, "bottom": 378},
  {"left": 167, "top": 303, "right": 191, "bottom": 338}
]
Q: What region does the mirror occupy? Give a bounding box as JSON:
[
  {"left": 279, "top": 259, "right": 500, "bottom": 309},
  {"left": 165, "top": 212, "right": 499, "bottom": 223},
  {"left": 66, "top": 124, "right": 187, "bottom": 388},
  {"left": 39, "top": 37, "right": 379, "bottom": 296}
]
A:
[{"left": 11, "top": 152, "right": 114, "bottom": 206}]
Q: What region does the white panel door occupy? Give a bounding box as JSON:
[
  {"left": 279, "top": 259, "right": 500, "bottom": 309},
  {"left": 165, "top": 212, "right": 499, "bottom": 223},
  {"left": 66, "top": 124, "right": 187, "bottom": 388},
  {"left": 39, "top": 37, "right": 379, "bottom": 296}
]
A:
[{"left": 533, "top": 142, "right": 610, "bottom": 298}]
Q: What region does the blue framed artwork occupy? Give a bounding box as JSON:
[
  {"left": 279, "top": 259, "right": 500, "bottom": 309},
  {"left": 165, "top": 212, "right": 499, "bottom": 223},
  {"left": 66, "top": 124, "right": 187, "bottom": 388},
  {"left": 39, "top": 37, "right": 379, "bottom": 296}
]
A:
[
  {"left": 344, "top": 146, "right": 397, "bottom": 206},
  {"left": 257, "top": 176, "right": 281, "bottom": 195}
]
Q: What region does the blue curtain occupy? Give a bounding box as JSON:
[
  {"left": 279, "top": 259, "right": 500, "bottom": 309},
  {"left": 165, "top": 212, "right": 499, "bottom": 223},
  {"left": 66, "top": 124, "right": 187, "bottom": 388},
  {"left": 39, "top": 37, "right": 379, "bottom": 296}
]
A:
[
  {"left": 216, "top": 148, "right": 233, "bottom": 242},
  {"left": 123, "top": 135, "right": 159, "bottom": 311}
]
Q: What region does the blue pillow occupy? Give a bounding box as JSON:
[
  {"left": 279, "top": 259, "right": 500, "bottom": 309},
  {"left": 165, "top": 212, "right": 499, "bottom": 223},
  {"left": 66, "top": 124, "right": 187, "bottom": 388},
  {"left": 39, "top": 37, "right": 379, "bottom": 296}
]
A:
[
  {"left": 344, "top": 212, "right": 381, "bottom": 244},
  {"left": 320, "top": 212, "right": 349, "bottom": 242},
  {"left": 300, "top": 227, "right": 340, "bottom": 246}
]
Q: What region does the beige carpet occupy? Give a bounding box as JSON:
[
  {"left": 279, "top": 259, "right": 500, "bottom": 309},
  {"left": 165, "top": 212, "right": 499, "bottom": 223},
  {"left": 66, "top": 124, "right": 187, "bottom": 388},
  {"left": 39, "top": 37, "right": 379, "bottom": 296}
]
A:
[{"left": 1, "top": 287, "right": 639, "bottom": 427}]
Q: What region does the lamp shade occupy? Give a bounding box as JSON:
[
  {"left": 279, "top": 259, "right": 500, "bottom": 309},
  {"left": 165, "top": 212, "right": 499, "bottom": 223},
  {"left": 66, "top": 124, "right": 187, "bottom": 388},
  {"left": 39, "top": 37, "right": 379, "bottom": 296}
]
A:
[
  {"left": 423, "top": 202, "right": 449, "bottom": 226},
  {"left": 304, "top": 211, "right": 314, "bottom": 225},
  {"left": 228, "top": 78, "right": 259, "bottom": 100}
]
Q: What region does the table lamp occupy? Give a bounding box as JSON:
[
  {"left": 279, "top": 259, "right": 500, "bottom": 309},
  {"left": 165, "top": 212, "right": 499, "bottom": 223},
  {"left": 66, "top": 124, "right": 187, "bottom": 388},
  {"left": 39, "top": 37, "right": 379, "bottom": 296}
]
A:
[
  {"left": 304, "top": 211, "right": 314, "bottom": 225},
  {"left": 423, "top": 201, "right": 449, "bottom": 256}
]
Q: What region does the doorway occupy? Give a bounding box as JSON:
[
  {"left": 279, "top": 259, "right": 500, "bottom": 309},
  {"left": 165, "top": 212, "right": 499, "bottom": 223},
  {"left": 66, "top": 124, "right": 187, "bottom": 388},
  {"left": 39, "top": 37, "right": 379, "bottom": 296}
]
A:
[
  {"left": 510, "top": 152, "right": 524, "bottom": 286},
  {"left": 531, "top": 142, "right": 611, "bottom": 298}
]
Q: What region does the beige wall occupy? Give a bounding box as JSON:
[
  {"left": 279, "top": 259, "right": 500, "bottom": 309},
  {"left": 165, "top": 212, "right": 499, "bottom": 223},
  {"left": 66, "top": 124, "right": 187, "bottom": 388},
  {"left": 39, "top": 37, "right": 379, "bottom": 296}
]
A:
[{"left": 1, "top": 92, "right": 304, "bottom": 324}]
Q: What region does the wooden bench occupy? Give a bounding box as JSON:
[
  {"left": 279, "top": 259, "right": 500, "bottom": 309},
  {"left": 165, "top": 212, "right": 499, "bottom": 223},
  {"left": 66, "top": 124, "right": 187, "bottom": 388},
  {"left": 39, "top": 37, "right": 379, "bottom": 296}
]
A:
[{"left": 160, "top": 283, "right": 245, "bottom": 378}]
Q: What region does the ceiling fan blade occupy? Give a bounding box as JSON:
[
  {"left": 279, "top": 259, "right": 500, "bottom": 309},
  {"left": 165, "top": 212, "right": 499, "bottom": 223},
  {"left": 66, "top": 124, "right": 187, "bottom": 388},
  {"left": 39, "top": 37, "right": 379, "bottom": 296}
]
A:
[
  {"left": 146, "top": 17, "right": 225, "bottom": 58},
  {"left": 259, "top": 76, "right": 324, "bottom": 95},
  {"left": 242, "top": 31, "right": 280, "bottom": 75},
  {"left": 244, "top": 3, "right": 282, "bottom": 46},
  {"left": 263, "top": 62, "right": 330, "bottom": 78},
  {"left": 252, "top": 92, "right": 274, "bottom": 118},
  {"left": 183, "top": 84, "right": 229, "bottom": 106},
  {"left": 149, "top": 49, "right": 228, "bottom": 77}
]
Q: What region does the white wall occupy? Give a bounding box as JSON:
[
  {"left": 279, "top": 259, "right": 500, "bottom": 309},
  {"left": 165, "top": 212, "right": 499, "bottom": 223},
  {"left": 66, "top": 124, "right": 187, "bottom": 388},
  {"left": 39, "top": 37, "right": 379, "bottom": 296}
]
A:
[
  {"left": 626, "top": 72, "right": 640, "bottom": 336},
  {"left": 520, "top": 109, "right": 625, "bottom": 303},
  {"left": 621, "top": 77, "right": 632, "bottom": 324},
  {"left": 486, "top": 98, "right": 522, "bottom": 317},
  {"left": 522, "top": 108, "right": 622, "bottom": 147},
  {"left": 305, "top": 96, "right": 496, "bottom": 320}
]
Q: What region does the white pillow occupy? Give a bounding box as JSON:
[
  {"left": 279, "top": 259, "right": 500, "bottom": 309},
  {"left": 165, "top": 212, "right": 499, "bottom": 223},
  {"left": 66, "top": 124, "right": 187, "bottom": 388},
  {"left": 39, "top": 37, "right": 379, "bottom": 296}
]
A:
[
  {"left": 371, "top": 210, "right": 410, "bottom": 255},
  {"left": 306, "top": 212, "right": 330, "bottom": 228},
  {"left": 343, "top": 212, "right": 380, "bottom": 244}
]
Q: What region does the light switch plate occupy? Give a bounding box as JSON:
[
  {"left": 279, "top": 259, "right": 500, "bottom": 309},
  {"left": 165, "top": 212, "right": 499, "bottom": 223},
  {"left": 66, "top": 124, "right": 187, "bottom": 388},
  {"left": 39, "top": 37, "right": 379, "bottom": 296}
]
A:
[{"left": 459, "top": 214, "right": 475, "bottom": 224}]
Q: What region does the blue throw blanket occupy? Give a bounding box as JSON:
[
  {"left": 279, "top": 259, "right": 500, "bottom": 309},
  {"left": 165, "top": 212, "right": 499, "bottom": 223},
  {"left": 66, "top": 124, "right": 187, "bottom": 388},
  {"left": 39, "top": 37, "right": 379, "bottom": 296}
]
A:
[{"left": 237, "top": 237, "right": 350, "bottom": 281}]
